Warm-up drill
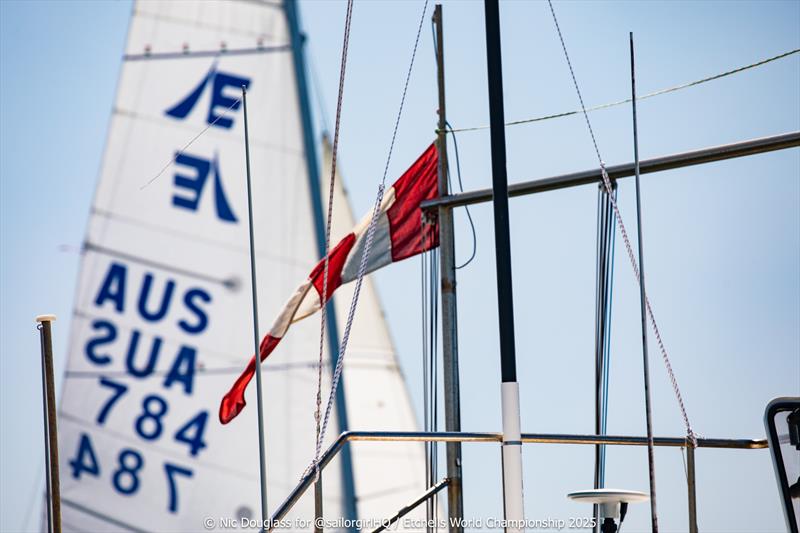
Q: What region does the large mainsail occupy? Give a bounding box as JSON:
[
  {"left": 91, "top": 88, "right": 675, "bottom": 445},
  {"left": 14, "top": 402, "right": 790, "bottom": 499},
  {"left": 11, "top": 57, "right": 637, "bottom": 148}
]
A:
[{"left": 57, "top": 1, "right": 425, "bottom": 531}]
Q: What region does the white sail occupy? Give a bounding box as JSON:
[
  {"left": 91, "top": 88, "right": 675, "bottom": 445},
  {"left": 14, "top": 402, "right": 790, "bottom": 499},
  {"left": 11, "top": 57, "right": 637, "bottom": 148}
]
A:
[{"left": 57, "top": 1, "right": 423, "bottom": 531}]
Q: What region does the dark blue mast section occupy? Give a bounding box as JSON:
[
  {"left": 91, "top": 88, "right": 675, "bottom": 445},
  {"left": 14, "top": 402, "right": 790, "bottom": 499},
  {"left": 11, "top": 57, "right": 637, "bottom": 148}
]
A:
[{"left": 284, "top": 0, "right": 358, "bottom": 525}]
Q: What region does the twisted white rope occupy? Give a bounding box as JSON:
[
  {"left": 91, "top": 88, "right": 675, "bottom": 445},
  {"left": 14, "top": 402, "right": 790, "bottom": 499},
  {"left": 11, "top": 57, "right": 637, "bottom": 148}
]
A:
[
  {"left": 304, "top": 0, "right": 430, "bottom": 479},
  {"left": 314, "top": 0, "right": 354, "bottom": 482},
  {"left": 547, "top": 0, "right": 697, "bottom": 447}
]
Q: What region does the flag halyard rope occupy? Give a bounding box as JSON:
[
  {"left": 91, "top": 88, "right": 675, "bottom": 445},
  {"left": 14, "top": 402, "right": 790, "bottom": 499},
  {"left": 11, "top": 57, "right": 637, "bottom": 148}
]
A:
[
  {"left": 306, "top": 0, "right": 431, "bottom": 479},
  {"left": 313, "top": 0, "right": 355, "bottom": 482}
]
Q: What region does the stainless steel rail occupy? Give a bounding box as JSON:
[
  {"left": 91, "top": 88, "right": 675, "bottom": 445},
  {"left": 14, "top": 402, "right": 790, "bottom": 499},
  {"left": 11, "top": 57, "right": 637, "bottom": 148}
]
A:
[
  {"left": 268, "top": 430, "right": 767, "bottom": 529},
  {"left": 420, "top": 131, "right": 800, "bottom": 211}
]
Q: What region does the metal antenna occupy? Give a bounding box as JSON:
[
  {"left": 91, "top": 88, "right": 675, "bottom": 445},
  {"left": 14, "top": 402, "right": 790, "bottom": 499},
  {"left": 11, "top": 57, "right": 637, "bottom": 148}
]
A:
[
  {"left": 629, "top": 33, "right": 659, "bottom": 532},
  {"left": 242, "top": 85, "right": 270, "bottom": 532}
]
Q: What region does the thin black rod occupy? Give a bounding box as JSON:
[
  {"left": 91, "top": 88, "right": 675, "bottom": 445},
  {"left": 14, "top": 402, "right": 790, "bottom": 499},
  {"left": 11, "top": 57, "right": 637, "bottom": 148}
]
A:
[
  {"left": 420, "top": 131, "right": 800, "bottom": 211},
  {"left": 242, "top": 86, "right": 269, "bottom": 531},
  {"left": 483, "top": 0, "right": 518, "bottom": 384},
  {"left": 630, "top": 33, "right": 659, "bottom": 533},
  {"left": 371, "top": 478, "right": 450, "bottom": 533}
]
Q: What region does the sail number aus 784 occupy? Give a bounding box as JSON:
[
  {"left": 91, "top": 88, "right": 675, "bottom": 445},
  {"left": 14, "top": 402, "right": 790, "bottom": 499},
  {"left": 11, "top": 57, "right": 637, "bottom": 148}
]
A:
[{"left": 68, "top": 376, "right": 210, "bottom": 513}]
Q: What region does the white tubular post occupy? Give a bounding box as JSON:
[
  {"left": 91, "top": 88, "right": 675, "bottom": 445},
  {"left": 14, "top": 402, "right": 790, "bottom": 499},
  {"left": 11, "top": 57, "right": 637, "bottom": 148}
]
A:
[{"left": 501, "top": 381, "right": 524, "bottom": 532}]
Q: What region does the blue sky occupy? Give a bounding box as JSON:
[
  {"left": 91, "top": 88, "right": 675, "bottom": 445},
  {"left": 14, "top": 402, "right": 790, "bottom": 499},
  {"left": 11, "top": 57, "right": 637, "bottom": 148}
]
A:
[{"left": 1, "top": 1, "right": 799, "bottom": 532}]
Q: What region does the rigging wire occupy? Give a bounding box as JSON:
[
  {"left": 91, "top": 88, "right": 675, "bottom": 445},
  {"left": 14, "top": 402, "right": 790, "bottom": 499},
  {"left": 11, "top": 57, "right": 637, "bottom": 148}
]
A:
[
  {"left": 600, "top": 197, "right": 615, "bottom": 452},
  {"left": 594, "top": 182, "right": 617, "bottom": 493},
  {"left": 312, "top": 0, "right": 431, "bottom": 473},
  {"left": 445, "top": 121, "right": 478, "bottom": 270},
  {"left": 449, "top": 47, "right": 799, "bottom": 133},
  {"left": 139, "top": 97, "right": 242, "bottom": 190},
  {"left": 421, "top": 223, "right": 430, "bottom": 504},
  {"left": 543, "top": 10, "right": 669, "bottom": 527},
  {"left": 430, "top": 244, "right": 440, "bottom": 533},
  {"left": 313, "top": 0, "right": 354, "bottom": 480},
  {"left": 429, "top": 16, "right": 478, "bottom": 270},
  {"left": 421, "top": 217, "right": 441, "bottom": 533},
  {"left": 544, "top": 0, "right": 696, "bottom": 450}
]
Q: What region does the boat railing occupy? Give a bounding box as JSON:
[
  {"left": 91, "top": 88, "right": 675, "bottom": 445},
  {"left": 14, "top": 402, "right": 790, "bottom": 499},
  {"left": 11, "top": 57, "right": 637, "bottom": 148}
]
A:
[{"left": 267, "top": 430, "right": 768, "bottom": 532}]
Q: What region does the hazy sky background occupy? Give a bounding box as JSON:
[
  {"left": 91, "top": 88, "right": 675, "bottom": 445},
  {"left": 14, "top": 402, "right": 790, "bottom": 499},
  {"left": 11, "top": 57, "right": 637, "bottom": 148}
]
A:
[{"left": 1, "top": 1, "right": 799, "bottom": 532}]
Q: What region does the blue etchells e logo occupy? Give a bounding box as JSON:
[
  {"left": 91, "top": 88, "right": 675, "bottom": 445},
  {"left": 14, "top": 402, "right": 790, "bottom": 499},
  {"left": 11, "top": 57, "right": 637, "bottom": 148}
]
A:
[
  {"left": 172, "top": 153, "right": 237, "bottom": 223},
  {"left": 165, "top": 65, "right": 251, "bottom": 129},
  {"left": 165, "top": 66, "right": 252, "bottom": 223}
]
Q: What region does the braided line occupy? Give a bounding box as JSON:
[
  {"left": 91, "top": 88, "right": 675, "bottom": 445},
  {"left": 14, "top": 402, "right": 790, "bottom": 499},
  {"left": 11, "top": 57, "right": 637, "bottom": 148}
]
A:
[
  {"left": 548, "top": 0, "right": 696, "bottom": 446},
  {"left": 314, "top": 0, "right": 355, "bottom": 480},
  {"left": 600, "top": 165, "right": 697, "bottom": 446},
  {"left": 305, "top": 0, "right": 430, "bottom": 478}
]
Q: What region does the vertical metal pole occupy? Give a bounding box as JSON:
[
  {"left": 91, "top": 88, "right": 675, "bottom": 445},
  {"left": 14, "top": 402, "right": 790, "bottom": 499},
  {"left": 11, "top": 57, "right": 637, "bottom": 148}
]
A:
[
  {"left": 36, "top": 315, "right": 61, "bottom": 533},
  {"left": 242, "top": 87, "right": 270, "bottom": 533},
  {"left": 483, "top": 2, "right": 524, "bottom": 531},
  {"left": 433, "top": 6, "right": 465, "bottom": 532},
  {"left": 629, "top": 33, "right": 659, "bottom": 533},
  {"left": 284, "top": 2, "right": 358, "bottom": 526},
  {"left": 686, "top": 443, "right": 698, "bottom": 533},
  {"left": 39, "top": 327, "right": 53, "bottom": 533},
  {"left": 314, "top": 474, "right": 323, "bottom": 533}
]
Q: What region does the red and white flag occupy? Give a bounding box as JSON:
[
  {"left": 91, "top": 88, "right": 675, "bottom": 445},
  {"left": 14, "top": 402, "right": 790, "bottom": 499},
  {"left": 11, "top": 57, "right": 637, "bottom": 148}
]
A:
[{"left": 220, "top": 143, "right": 439, "bottom": 424}]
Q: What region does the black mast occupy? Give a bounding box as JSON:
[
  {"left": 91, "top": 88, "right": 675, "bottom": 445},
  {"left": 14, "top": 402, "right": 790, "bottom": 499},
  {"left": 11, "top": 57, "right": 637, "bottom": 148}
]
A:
[{"left": 483, "top": 0, "right": 526, "bottom": 528}]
